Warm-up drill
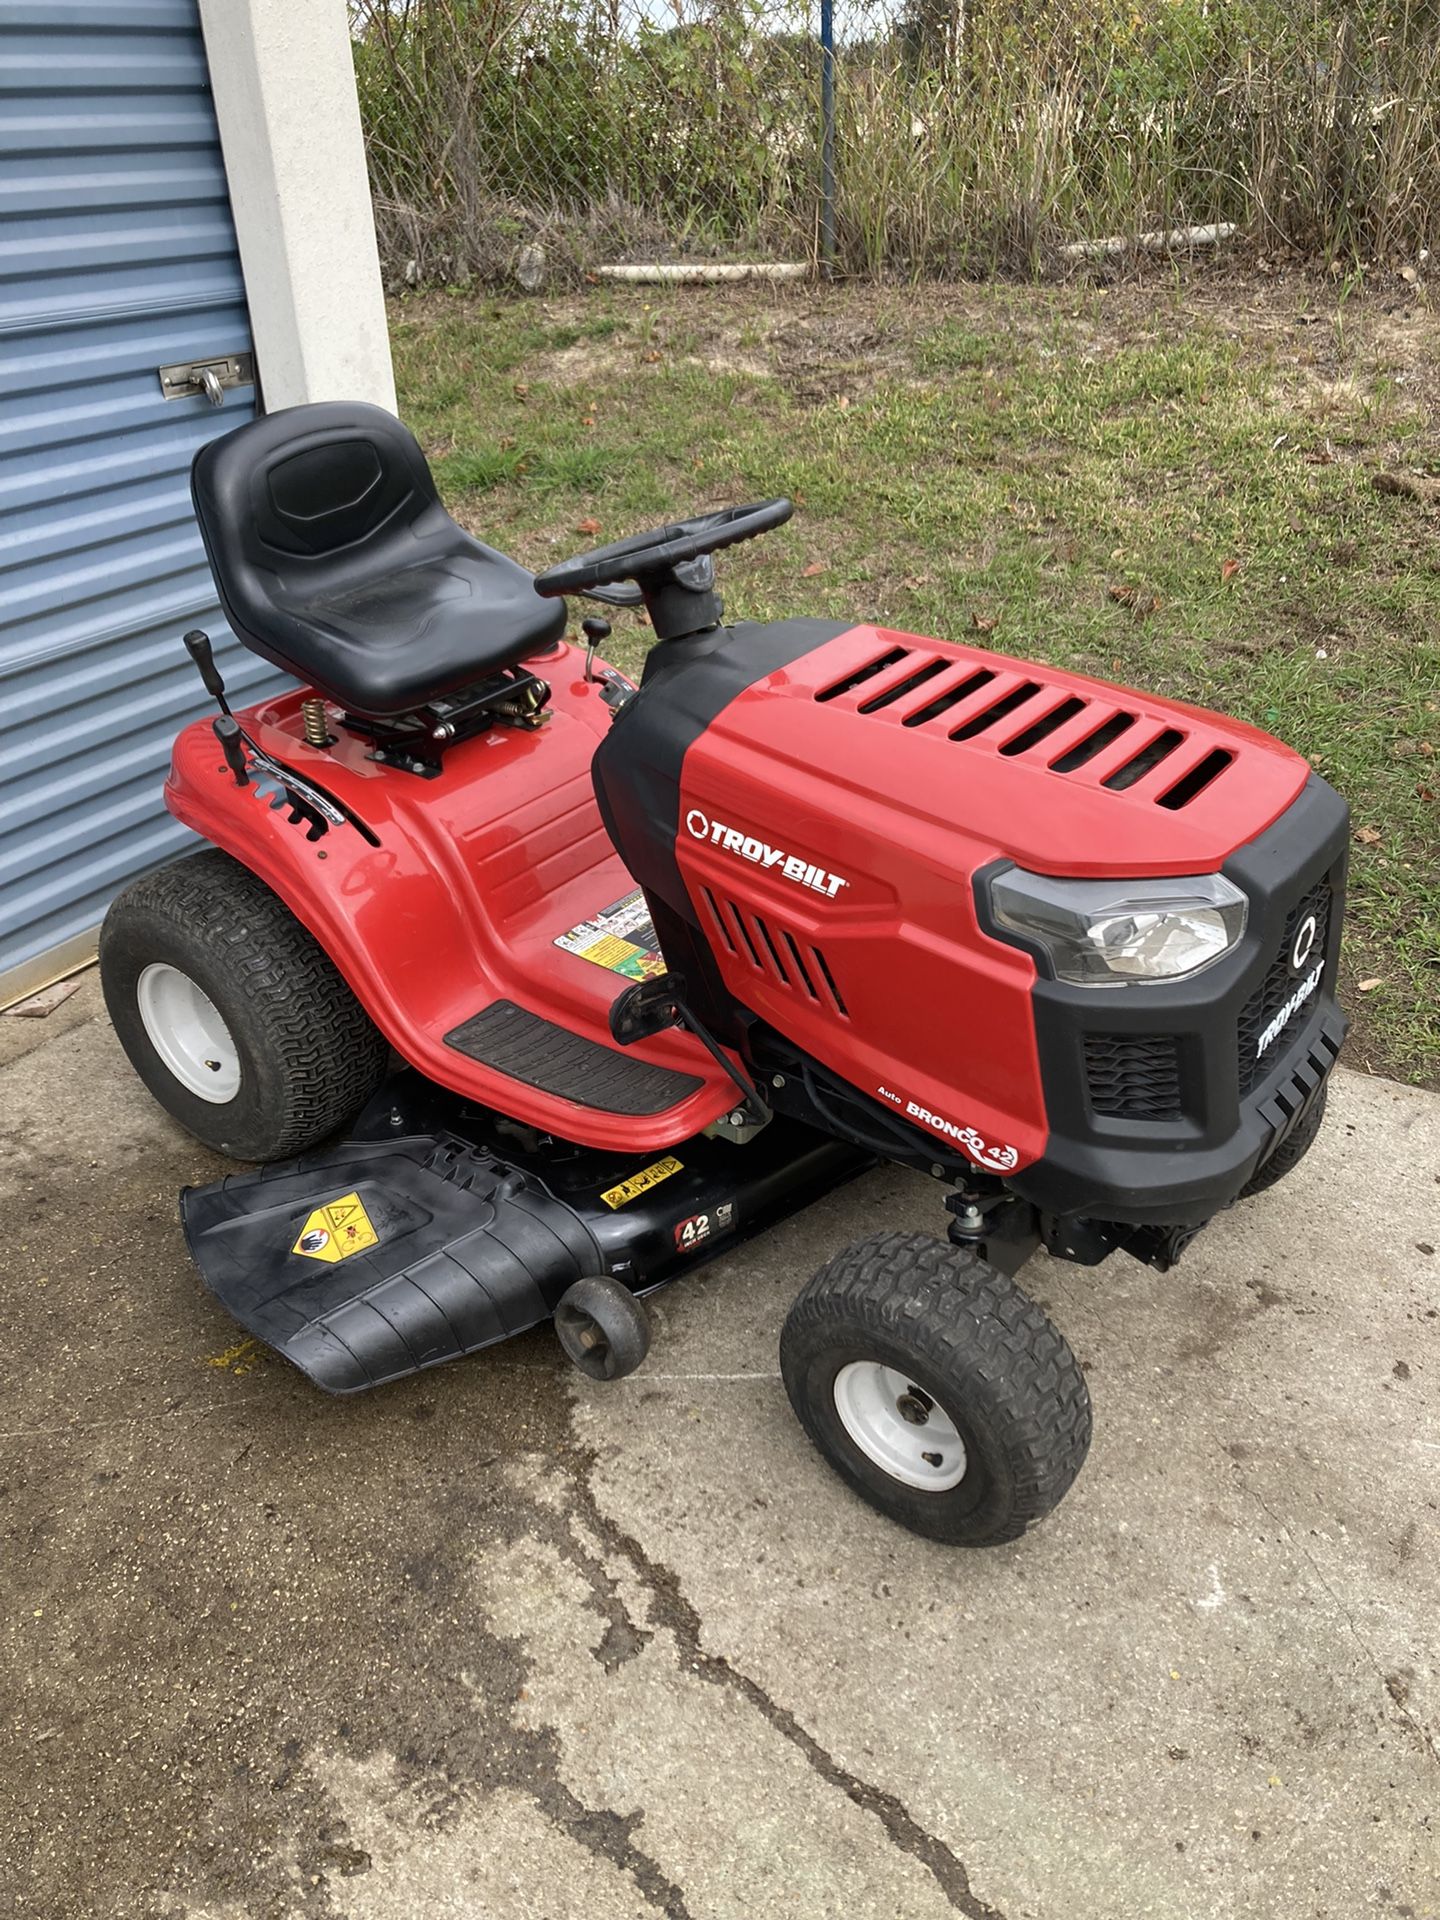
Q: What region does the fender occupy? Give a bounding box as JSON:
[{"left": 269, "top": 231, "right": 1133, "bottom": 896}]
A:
[{"left": 164, "top": 664, "right": 734, "bottom": 1152}]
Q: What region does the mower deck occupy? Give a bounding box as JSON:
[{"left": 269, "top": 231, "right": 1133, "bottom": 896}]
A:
[{"left": 181, "top": 1077, "right": 869, "bottom": 1392}]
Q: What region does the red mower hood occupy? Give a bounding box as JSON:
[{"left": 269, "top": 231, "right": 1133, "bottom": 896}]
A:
[{"left": 712, "top": 624, "right": 1310, "bottom": 878}]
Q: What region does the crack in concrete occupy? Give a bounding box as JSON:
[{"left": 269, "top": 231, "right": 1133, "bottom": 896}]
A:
[
  {"left": 551, "top": 1512, "right": 657, "bottom": 1674},
  {"left": 556, "top": 1440, "right": 1006, "bottom": 1920},
  {"left": 528, "top": 1775, "right": 697, "bottom": 1920},
  {"left": 1243, "top": 1479, "right": 1440, "bottom": 1772}
]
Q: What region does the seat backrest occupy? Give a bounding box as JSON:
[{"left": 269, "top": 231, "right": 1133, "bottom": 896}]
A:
[
  {"left": 193, "top": 398, "right": 442, "bottom": 572},
  {"left": 190, "top": 401, "right": 461, "bottom": 675}
]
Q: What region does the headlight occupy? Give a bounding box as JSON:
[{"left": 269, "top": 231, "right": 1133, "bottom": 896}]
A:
[{"left": 989, "top": 869, "right": 1247, "bottom": 986}]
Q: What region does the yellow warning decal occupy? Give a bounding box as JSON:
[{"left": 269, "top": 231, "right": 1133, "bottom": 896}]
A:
[
  {"left": 601, "top": 1156, "right": 683, "bottom": 1210},
  {"left": 292, "top": 1191, "right": 380, "bottom": 1263}
]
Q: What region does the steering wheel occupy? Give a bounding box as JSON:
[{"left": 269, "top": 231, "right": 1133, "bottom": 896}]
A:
[{"left": 532, "top": 499, "right": 793, "bottom": 599}]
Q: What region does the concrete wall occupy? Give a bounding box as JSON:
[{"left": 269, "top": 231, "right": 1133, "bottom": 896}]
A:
[{"left": 197, "top": 0, "right": 397, "bottom": 414}]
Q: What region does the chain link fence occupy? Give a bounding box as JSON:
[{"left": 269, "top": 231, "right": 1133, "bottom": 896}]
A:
[{"left": 352, "top": 0, "right": 1440, "bottom": 287}]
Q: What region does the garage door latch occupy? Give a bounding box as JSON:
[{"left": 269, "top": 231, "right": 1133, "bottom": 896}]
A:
[{"left": 157, "top": 353, "right": 256, "bottom": 406}]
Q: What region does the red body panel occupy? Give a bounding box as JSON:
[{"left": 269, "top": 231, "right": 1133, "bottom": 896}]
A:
[
  {"left": 165, "top": 640, "right": 735, "bottom": 1150},
  {"left": 676, "top": 625, "right": 1311, "bottom": 1174}
]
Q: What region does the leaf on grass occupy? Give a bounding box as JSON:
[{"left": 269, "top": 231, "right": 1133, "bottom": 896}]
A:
[
  {"left": 1357, "top": 978, "right": 1384, "bottom": 993},
  {"left": 970, "top": 612, "right": 998, "bottom": 633},
  {"left": 575, "top": 517, "right": 602, "bottom": 536},
  {"left": 1108, "top": 585, "right": 1161, "bottom": 615},
  {"left": 1221, "top": 558, "right": 1242, "bottom": 583},
  {"left": 836, "top": 394, "right": 851, "bottom": 411},
  {"left": 1417, "top": 786, "right": 1437, "bottom": 804},
  {"left": 801, "top": 562, "right": 828, "bottom": 578},
  {"left": 1354, "top": 825, "right": 1383, "bottom": 845}
]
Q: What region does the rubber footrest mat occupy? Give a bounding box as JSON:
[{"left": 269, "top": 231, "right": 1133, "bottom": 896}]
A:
[{"left": 444, "top": 999, "right": 705, "bottom": 1116}]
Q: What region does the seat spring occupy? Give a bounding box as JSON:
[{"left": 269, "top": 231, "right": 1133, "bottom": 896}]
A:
[{"left": 301, "top": 698, "right": 331, "bottom": 749}]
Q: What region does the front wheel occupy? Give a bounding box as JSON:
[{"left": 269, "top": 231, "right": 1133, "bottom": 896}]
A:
[
  {"left": 1239, "top": 1083, "right": 1328, "bottom": 1199},
  {"left": 780, "top": 1232, "right": 1091, "bottom": 1546}
]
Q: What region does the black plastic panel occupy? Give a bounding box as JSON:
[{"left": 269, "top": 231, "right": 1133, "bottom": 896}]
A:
[{"left": 180, "top": 1095, "right": 869, "bottom": 1393}]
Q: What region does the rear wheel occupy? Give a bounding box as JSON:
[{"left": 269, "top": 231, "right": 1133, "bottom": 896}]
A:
[
  {"left": 100, "top": 850, "right": 389, "bottom": 1160},
  {"left": 780, "top": 1231, "right": 1091, "bottom": 1546}
]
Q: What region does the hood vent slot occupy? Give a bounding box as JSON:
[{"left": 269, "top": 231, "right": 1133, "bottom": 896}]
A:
[
  {"left": 858, "top": 658, "right": 948, "bottom": 713},
  {"left": 950, "top": 681, "right": 1040, "bottom": 741},
  {"left": 809, "top": 944, "right": 848, "bottom": 1016},
  {"left": 902, "top": 666, "right": 995, "bottom": 728},
  {"left": 999, "top": 695, "right": 1086, "bottom": 758},
  {"left": 815, "top": 646, "right": 910, "bottom": 702},
  {"left": 699, "top": 887, "right": 848, "bottom": 1017},
  {"left": 1157, "top": 747, "right": 1234, "bottom": 810},
  {"left": 1103, "top": 728, "right": 1184, "bottom": 791},
  {"left": 1051, "top": 711, "right": 1135, "bottom": 771}
]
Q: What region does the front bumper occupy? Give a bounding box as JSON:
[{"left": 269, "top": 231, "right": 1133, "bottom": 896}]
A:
[{"left": 985, "top": 773, "right": 1350, "bottom": 1228}]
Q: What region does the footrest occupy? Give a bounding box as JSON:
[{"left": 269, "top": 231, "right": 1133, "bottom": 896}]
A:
[{"left": 444, "top": 999, "right": 704, "bottom": 1116}]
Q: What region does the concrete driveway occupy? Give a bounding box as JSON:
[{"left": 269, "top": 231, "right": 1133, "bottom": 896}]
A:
[{"left": 2, "top": 978, "right": 1437, "bottom": 1920}]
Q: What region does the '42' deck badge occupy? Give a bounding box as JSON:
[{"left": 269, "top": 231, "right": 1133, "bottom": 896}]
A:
[{"left": 674, "top": 1201, "right": 736, "bottom": 1252}]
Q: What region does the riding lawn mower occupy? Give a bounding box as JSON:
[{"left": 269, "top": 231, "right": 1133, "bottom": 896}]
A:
[{"left": 99, "top": 402, "right": 1348, "bottom": 1545}]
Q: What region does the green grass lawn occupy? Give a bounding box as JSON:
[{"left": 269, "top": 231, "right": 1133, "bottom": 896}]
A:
[{"left": 390, "top": 279, "right": 1440, "bottom": 1087}]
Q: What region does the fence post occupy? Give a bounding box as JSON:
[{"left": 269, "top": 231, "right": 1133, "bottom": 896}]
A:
[{"left": 820, "top": 0, "right": 837, "bottom": 272}]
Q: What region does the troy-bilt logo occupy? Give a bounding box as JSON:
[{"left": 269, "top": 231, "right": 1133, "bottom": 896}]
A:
[
  {"left": 1290, "top": 913, "right": 1319, "bottom": 974},
  {"left": 685, "top": 809, "right": 849, "bottom": 898},
  {"left": 877, "top": 1087, "right": 1020, "bottom": 1173},
  {"left": 1256, "top": 963, "right": 1323, "bottom": 1058}
]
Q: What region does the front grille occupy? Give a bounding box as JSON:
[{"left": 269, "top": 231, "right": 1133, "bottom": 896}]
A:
[
  {"left": 1084, "top": 1032, "right": 1183, "bottom": 1120},
  {"left": 1237, "top": 878, "right": 1332, "bottom": 1094}
]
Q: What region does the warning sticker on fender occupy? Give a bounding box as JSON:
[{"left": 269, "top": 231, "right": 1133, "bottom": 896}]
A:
[
  {"left": 601, "top": 1156, "right": 684, "bottom": 1210},
  {"left": 555, "top": 888, "right": 667, "bottom": 980},
  {"left": 292, "top": 1192, "right": 379, "bottom": 1263}
]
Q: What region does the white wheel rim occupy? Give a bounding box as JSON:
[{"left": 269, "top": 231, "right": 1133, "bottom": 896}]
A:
[
  {"left": 833, "top": 1361, "right": 968, "bottom": 1492},
  {"left": 136, "top": 963, "right": 241, "bottom": 1103}
]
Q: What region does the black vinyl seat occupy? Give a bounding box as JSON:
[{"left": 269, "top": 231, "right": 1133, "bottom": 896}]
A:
[{"left": 190, "top": 402, "right": 566, "bottom": 718}]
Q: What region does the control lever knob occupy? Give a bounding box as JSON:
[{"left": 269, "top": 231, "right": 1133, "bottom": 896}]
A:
[
  {"left": 213, "top": 714, "right": 249, "bottom": 787},
  {"left": 581, "top": 615, "right": 612, "bottom": 682},
  {"left": 184, "top": 629, "right": 231, "bottom": 714}
]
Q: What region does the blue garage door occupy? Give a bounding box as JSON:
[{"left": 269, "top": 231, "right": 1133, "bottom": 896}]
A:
[{"left": 0, "top": 0, "right": 286, "bottom": 1004}]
